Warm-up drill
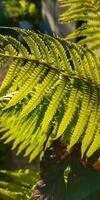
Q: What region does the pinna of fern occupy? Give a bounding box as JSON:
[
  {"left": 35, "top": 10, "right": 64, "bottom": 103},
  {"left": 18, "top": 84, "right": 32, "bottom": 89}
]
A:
[
  {"left": 59, "top": 0, "right": 100, "bottom": 50},
  {"left": 0, "top": 169, "right": 39, "bottom": 200},
  {"left": 0, "top": 27, "right": 99, "bottom": 162}
]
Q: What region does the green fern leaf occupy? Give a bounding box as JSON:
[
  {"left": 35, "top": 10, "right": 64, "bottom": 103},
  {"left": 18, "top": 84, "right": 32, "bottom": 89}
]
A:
[
  {"left": 81, "top": 90, "right": 100, "bottom": 157},
  {"left": 69, "top": 85, "right": 95, "bottom": 149},
  {"left": 87, "top": 131, "right": 100, "bottom": 157},
  {"left": 59, "top": 0, "right": 100, "bottom": 50},
  {"left": 21, "top": 70, "right": 58, "bottom": 117},
  {"left": 5, "top": 65, "right": 46, "bottom": 109},
  {"left": 56, "top": 87, "right": 80, "bottom": 139},
  {"left": 40, "top": 79, "right": 66, "bottom": 133},
  {"left": 0, "top": 27, "right": 100, "bottom": 161},
  {"left": 0, "top": 60, "right": 23, "bottom": 94}
]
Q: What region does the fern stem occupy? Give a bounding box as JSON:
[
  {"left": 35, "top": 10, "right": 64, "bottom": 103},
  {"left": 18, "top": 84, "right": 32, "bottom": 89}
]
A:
[{"left": 0, "top": 53, "right": 98, "bottom": 87}]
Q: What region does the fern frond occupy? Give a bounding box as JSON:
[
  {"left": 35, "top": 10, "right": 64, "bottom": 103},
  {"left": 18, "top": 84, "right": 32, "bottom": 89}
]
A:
[
  {"left": 0, "top": 169, "right": 39, "bottom": 200},
  {"left": 68, "top": 85, "right": 93, "bottom": 149},
  {"left": 81, "top": 91, "right": 100, "bottom": 157},
  {"left": 56, "top": 86, "right": 80, "bottom": 139},
  {"left": 87, "top": 132, "right": 100, "bottom": 157},
  {"left": 4, "top": 64, "right": 46, "bottom": 109},
  {"left": 0, "top": 60, "right": 23, "bottom": 94},
  {"left": 40, "top": 78, "right": 66, "bottom": 134},
  {"left": 7, "top": 35, "right": 29, "bottom": 57},
  {"left": 0, "top": 28, "right": 100, "bottom": 161},
  {"left": 21, "top": 70, "right": 58, "bottom": 117},
  {"left": 8, "top": 61, "right": 36, "bottom": 92},
  {"left": 59, "top": 0, "right": 100, "bottom": 50}
]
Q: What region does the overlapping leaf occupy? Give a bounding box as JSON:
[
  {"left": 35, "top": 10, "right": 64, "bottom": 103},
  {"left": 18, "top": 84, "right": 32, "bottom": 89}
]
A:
[
  {"left": 0, "top": 169, "right": 39, "bottom": 200},
  {"left": 0, "top": 28, "right": 100, "bottom": 162},
  {"left": 59, "top": 0, "right": 100, "bottom": 50}
]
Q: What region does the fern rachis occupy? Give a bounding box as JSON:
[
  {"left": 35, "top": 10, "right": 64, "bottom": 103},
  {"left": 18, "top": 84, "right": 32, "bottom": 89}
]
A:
[
  {"left": 0, "top": 0, "right": 100, "bottom": 199},
  {"left": 0, "top": 27, "right": 100, "bottom": 162}
]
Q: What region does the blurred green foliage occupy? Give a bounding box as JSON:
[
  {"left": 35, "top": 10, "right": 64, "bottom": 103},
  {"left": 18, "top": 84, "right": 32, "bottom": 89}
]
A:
[
  {"left": 0, "top": 169, "right": 39, "bottom": 200},
  {"left": 0, "top": 0, "right": 41, "bottom": 30}
]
